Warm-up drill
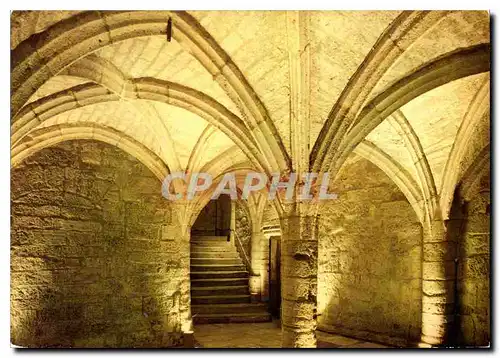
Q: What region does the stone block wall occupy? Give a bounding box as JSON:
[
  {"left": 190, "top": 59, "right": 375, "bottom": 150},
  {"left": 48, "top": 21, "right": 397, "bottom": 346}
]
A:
[
  {"left": 234, "top": 202, "right": 251, "bottom": 259},
  {"left": 317, "top": 156, "right": 423, "bottom": 346},
  {"left": 450, "top": 169, "right": 490, "bottom": 346},
  {"left": 11, "top": 140, "right": 189, "bottom": 348},
  {"left": 262, "top": 202, "right": 280, "bottom": 228}
]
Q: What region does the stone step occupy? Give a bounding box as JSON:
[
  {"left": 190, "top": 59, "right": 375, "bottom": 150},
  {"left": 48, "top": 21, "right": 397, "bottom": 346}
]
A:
[
  {"left": 191, "top": 285, "right": 249, "bottom": 296},
  {"left": 192, "top": 302, "right": 269, "bottom": 315},
  {"left": 193, "top": 312, "right": 272, "bottom": 324},
  {"left": 191, "top": 264, "right": 246, "bottom": 272},
  {"left": 191, "top": 271, "right": 249, "bottom": 279},
  {"left": 191, "top": 257, "right": 242, "bottom": 265},
  {"left": 191, "top": 251, "right": 240, "bottom": 259},
  {"left": 191, "top": 241, "right": 233, "bottom": 247},
  {"left": 189, "top": 234, "right": 258, "bottom": 316},
  {"left": 191, "top": 277, "right": 248, "bottom": 287},
  {"left": 191, "top": 236, "right": 229, "bottom": 241},
  {"left": 191, "top": 294, "right": 251, "bottom": 305},
  {"left": 191, "top": 246, "right": 238, "bottom": 253}
]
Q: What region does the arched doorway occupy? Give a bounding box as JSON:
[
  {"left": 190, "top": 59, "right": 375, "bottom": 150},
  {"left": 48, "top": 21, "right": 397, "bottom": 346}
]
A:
[{"left": 189, "top": 195, "right": 270, "bottom": 325}]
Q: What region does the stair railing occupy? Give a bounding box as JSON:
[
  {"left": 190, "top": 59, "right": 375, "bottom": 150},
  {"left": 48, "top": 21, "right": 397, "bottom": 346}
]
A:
[{"left": 232, "top": 229, "right": 255, "bottom": 275}]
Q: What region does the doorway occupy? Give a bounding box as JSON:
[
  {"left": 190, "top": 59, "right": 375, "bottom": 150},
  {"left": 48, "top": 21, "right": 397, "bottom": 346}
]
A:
[
  {"left": 191, "top": 194, "right": 231, "bottom": 237},
  {"left": 269, "top": 236, "right": 281, "bottom": 319}
]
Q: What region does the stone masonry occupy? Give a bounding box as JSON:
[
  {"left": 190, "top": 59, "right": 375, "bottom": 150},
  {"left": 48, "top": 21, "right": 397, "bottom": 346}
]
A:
[{"left": 11, "top": 140, "right": 189, "bottom": 348}]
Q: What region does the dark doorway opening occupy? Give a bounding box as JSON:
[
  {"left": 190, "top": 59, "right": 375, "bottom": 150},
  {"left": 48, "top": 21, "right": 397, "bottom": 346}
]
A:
[
  {"left": 269, "top": 236, "right": 281, "bottom": 319},
  {"left": 191, "top": 195, "right": 231, "bottom": 237}
]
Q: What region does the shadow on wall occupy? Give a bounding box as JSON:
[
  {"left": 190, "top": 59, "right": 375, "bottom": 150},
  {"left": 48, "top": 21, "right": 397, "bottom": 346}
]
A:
[
  {"left": 191, "top": 195, "right": 231, "bottom": 237},
  {"left": 316, "top": 156, "right": 423, "bottom": 347},
  {"left": 447, "top": 170, "right": 490, "bottom": 347},
  {"left": 10, "top": 140, "right": 187, "bottom": 348}
]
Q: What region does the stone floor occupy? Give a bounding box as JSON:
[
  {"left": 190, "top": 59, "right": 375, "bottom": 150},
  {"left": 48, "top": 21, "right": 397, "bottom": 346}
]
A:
[{"left": 193, "top": 321, "right": 390, "bottom": 348}]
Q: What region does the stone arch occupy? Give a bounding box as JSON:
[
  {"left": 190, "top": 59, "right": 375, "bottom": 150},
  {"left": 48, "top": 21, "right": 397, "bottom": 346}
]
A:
[
  {"left": 386, "top": 110, "right": 437, "bottom": 222},
  {"left": 459, "top": 145, "right": 490, "bottom": 201},
  {"left": 354, "top": 140, "right": 425, "bottom": 223},
  {"left": 186, "top": 124, "right": 217, "bottom": 174},
  {"left": 444, "top": 144, "right": 490, "bottom": 346},
  {"left": 11, "top": 137, "right": 188, "bottom": 348},
  {"left": 60, "top": 53, "right": 133, "bottom": 96},
  {"left": 187, "top": 167, "right": 256, "bottom": 226},
  {"left": 12, "top": 79, "right": 270, "bottom": 173},
  {"left": 186, "top": 164, "right": 283, "bottom": 228},
  {"left": 11, "top": 10, "right": 290, "bottom": 172},
  {"left": 310, "top": 10, "right": 451, "bottom": 172},
  {"left": 11, "top": 123, "right": 169, "bottom": 181},
  {"left": 316, "top": 153, "right": 423, "bottom": 346},
  {"left": 193, "top": 148, "right": 288, "bottom": 221},
  {"left": 322, "top": 43, "right": 491, "bottom": 187},
  {"left": 197, "top": 146, "right": 249, "bottom": 176},
  {"left": 440, "top": 78, "right": 490, "bottom": 217}
]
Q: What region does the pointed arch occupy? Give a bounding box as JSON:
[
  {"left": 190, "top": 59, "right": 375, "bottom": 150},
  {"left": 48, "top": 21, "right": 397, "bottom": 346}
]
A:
[
  {"left": 12, "top": 79, "right": 268, "bottom": 174},
  {"left": 186, "top": 125, "right": 217, "bottom": 174},
  {"left": 323, "top": 43, "right": 490, "bottom": 183},
  {"left": 310, "top": 10, "right": 450, "bottom": 172},
  {"left": 440, "top": 78, "right": 490, "bottom": 216},
  {"left": 354, "top": 140, "right": 425, "bottom": 222},
  {"left": 198, "top": 146, "right": 249, "bottom": 177},
  {"left": 459, "top": 145, "right": 490, "bottom": 201},
  {"left": 11, "top": 10, "right": 290, "bottom": 171},
  {"left": 387, "top": 110, "right": 438, "bottom": 222},
  {"left": 186, "top": 164, "right": 255, "bottom": 227},
  {"left": 11, "top": 122, "right": 169, "bottom": 181}
]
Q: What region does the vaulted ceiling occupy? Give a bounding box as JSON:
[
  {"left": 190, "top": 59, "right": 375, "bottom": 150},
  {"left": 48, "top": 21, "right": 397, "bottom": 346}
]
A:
[{"left": 11, "top": 10, "right": 490, "bottom": 221}]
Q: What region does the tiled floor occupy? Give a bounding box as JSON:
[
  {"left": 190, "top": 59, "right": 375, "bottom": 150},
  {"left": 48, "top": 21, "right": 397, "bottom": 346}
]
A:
[{"left": 193, "top": 321, "right": 390, "bottom": 348}]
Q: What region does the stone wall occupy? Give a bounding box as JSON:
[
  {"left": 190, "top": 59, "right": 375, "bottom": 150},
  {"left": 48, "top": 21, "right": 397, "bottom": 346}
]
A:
[
  {"left": 262, "top": 202, "right": 280, "bottom": 228},
  {"left": 449, "top": 169, "right": 490, "bottom": 346},
  {"left": 234, "top": 201, "right": 251, "bottom": 258},
  {"left": 317, "top": 156, "right": 423, "bottom": 346},
  {"left": 11, "top": 140, "right": 189, "bottom": 348}
]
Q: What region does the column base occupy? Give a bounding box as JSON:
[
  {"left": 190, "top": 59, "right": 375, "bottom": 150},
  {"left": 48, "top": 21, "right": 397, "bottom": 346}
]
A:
[
  {"left": 420, "top": 333, "right": 446, "bottom": 347},
  {"left": 183, "top": 332, "right": 195, "bottom": 348},
  {"left": 281, "top": 328, "right": 316, "bottom": 348},
  {"left": 249, "top": 275, "right": 261, "bottom": 301}
]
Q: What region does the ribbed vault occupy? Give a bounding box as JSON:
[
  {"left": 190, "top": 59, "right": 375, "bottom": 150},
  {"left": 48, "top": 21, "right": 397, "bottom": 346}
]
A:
[{"left": 11, "top": 10, "right": 490, "bottom": 224}]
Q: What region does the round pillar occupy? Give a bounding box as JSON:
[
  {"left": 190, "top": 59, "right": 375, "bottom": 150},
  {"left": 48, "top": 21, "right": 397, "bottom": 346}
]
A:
[{"left": 280, "top": 215, "right": 318, "bottom": 348}]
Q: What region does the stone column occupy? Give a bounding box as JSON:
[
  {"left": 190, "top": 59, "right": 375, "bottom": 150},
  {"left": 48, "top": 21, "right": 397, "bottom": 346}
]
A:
[
  {"left": 166, "top": 202, "right": 194, "bottom": 346},
  {"left": 280, "top": 214, "right": 318, "bottom": 348},
  {"left": 420, "top": 218, "right": 456, "bottom": 346},
  {"left": 179, "top": 224, "right": 193, "bottom": 334},
  {"left": 249, "top": 230, "right": 265, "bottom": 301}
]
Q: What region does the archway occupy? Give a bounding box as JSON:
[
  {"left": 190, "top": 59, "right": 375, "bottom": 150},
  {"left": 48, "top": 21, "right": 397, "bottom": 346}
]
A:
[
  {"left": 316, "top": 154, "right": 423, "bottom": 347},
  {"left": 11, "top": 139, "right": 187, "bottom": 348},
  {"left": 189, "top": 194, "right": 271, "bottom": 327},
  {"left": 445, "top": 155, "right": 490, "bottom": 346}
]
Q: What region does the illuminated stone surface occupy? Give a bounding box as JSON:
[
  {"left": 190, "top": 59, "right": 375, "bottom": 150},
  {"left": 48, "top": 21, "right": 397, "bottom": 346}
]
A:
[
  {"left": 193, "top": 321, "right": 390, "bottom": 348},
  {"left": 10, "top": 10, "right": 490, "bottom": 348},
  {"left": 11, "top": 141, "right": 189, "bottom": 348}
]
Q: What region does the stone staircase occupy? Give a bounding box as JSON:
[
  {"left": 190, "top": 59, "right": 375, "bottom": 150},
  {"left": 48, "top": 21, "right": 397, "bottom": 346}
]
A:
[{"left": 190, "top": 235, "right": 271, "bottom": 324}]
